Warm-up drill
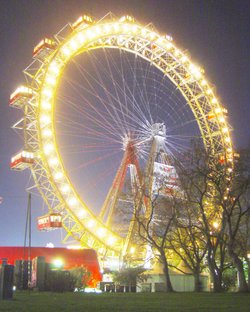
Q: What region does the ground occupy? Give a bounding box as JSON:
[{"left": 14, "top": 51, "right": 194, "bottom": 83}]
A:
[{"left": 0, "top": 291, "right": 250, "bottom": 312}]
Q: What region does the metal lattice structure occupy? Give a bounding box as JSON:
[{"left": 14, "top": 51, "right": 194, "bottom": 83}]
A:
[{"left": 11, "top": 13, "right": 234, "bottom": 258}]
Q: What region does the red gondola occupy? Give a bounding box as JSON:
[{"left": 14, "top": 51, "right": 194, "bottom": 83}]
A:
[
  {"left": 9, "top": 86, "right": 33, "bottom": 108},
  {"left": 10, "top": 150, "right": 34, "bottom": 171},
  {"left": 71, "top": 15, "right": 94, "bottom": 30},
  {"left": 37, "top": 213, "right": 62, "bottom": 231},
  {"left": 33, "top": 38, "right": 56, "bottom": 60}
]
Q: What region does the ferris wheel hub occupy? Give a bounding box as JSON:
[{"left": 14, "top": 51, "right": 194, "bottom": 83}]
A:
[{"left": 151, "top": 123, "right": 166, "bottom": 138}]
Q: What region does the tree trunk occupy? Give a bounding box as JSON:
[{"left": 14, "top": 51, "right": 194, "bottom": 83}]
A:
[
  {"left": 248, "top": 264, "right": 250, "bottom": 290},
  {"left": 228, "top": 248, "right": 249, "bottom": 292},
  {"left": 212, "top": 271, "right": 223, "bottom": 292},
  {"left": 236, "top": 266, "right": 249, "bottom": 293},
  {"left": 193, "top": 270, "right": 202, "bottom": 292},
  {"left": 247, "top": 259, "right": 250, "bottom": 290},
  {"left": 207, "top": 259, "right": 223, "bottom": 292},
  {"left": 160, "top": 252, "right": 174, "bottom": 292}
]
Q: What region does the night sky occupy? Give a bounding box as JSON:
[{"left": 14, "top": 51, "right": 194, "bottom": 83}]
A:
[{"left": 0, "top": 0, "right": 249, "bottom": 247}]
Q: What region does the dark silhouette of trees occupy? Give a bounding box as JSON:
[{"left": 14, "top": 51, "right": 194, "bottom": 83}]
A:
[
  {"left": 113, "top": 267, "right": 146, "bottom": 292},
  {"left": 132, "top": 187, "right": 179, "bottom": 292},
  {"left": 173, "top": 143, "right": 250, "bottom": 292},
  {"left": 131, "top": 142, "right": 250, "bottom": 292}
]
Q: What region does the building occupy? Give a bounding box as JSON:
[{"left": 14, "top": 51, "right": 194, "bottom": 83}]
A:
[
  {"left": 137, "top": 262, "right": 210, "bottom": 292},
  {"left": 0, "top": 246, "right": 102, "bottom": 287}
]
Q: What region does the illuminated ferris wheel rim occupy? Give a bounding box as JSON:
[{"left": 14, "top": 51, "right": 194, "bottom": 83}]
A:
[{"left": 14, "top": 13, "right": 233, "bottom": 254}]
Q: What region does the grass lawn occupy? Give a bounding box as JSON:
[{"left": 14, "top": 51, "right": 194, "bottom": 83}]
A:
[{"left": 0, "top": 291, "right": 249, "bottom": 312}]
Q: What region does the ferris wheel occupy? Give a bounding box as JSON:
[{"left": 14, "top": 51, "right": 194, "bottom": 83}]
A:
[{"left": 10, "top": 13, "right": 234, "bottom": 258}]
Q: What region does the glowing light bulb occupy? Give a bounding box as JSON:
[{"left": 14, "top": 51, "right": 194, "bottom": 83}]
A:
[
  {"left": 189, "top": 64, "right": 202, "bottom": 79},
  {"left": 44, "top": 143, "right": 54, "bottom": 155},
  {"left": 60, "top": 184, "right": 70, "bottom": 194},
  {"left": 87, "top": 219, "right": 95, "bottom": 228},
  {"left": 97, "top": 228, "right": 106, "bottom": 237},
  {"left": 104, "top": 24, "right": 112, "bottom": 33},
  {"left": 141, "top": 28, "right": 147, "bottom": 37},
  {"left": 49, "top": 157, "right": 59, "bottom": 166},
  {"left": 130, "top": 247, "right": 135, "bottom": 254},
  {"left": 54, "top": 171, "right": 63, "bottom": 180},
  {"left": 166, "top": 42, "right": 172, "bottom": 49},
  {"left": 122, "top": 24, "right": 130, "bottom": 32},
  {"left": 68, "top": 197, "right": 77, "bottom": 206},
  {"left": 53, "top": 258, "right": 63, "bottom": 268},
  {"left": 132, "top": 25, "right": 138, "bottom": 33},
  {"left": 94, "top": 26, "right": 101, "bottom": 34},
  {"left": 42, "top": 128, "right": 53, "bottom": 137},
  {"left": 69, "top": 39, "right": 78, "bottom": 50},
  {"left": 213, "top": 221, "right": 219, "bottom": 229},
  {"left": 62, "top": 46, "right": 71, "bottom": 56},
  {"left": 107, "top": 236, "right": 116, "bottom": 245},
  {"left": 112, "top": 23, "right": 119, "bottom": 32},
  {"left": 78, "top": 209, "right": 86, "bottom": 218},
  {"left": 86, "top": 29, "right": 95, "bottom": 39},
  {"left": 40, "top": 114, "right": 51, "bottom": 124},
  {"left": 181, "top": 55, "right": 188, "bottom": 63},
  {"left": 76, "top": 33, "right": 85, "bottom": 44},
  {"left": 42, "top": 88, "right": 53, "bottom": 98},
  {"left": 149, "top": 32, "right": 156, "bottom": 40},
  {"left": 201, "top": 79, "right": 207, "bottom": 86},
  {"left": 49, "top": 62, "right": 60, "bottom": 75},
  {"left": 46, "top": 76, "right": 57, "bottom": 86},
  {"left": 174, "top": 49, "right": 180, "bottom": 57},
  {"left": 41, "top": 101, "right": 51, "bottom": 110},
  {"left": 215, "top": 107, "right": 222, "bottom": 114}
]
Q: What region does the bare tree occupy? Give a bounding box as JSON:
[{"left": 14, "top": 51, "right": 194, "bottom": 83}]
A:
[
  {"left": 132, "top": 187, "right": 179, "bottom": 292},
  {"left": 129, "top": 141, "right": 250, "bottom": 293},
  {"left": 174, "top": 143, "right": 250, "bottom": 292},
  {"left": 167, "top": 198, "right": 208, "bottom": 292},
  {"left": 221, "top": 149, "right": 250, "bottom": 292},
  {"left": 172, "top": 145, "right": 227, "bottom": 292}
]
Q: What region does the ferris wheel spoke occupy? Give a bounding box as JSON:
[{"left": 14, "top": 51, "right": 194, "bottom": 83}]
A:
[
  {"left": 92, "top": 49, "right": 154, "bottom": 132},
  {"left": 88, "top": 59, "right": 126, "bottom": 135},
  {"left": 70, "top": 61, "right": 124, "bottom": 135},
  {"left": 69, "top": 59, "right": 148, "bottom": 136},
  {"left": 59, "top": 77, "right": 120, "bottom": 137},
  {"left": 68, "top": 149, "right": 121, "bottom": 172},
  {"left": 122, "top": 52, "right": 153, "bottom": 125},
  {"left": 101, "top": 49, "right": 128, "bottom": 135},
  {"left": 166, "top": 117, "right": 202, "bottom": 134},
  {"left": 58, "top": 142, "right": 120, "bottom": 154},
  {"left": 56, "top": 111, "right": 121, "bottom": 144},
  {"left": 80, "top": 160, "right": 122, "bottom": 199},
  {"left": 57, "top": 92, "right": 130, "bottom": 144},
  {"left": 89, "top": 50, "right": 151, "bottom": 133}
]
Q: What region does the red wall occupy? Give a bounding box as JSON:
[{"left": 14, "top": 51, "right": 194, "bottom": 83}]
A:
[{"left": 0, "top": 246, "right": 102, "bottom": 286}]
